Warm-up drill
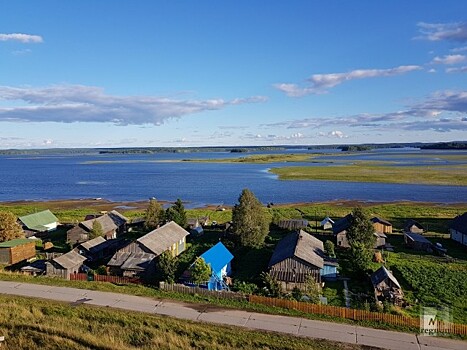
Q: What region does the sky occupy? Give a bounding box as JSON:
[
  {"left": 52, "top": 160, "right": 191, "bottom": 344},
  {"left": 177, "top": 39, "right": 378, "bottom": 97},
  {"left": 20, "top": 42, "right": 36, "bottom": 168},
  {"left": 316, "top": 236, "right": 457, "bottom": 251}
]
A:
[{"left": 0, "top": 1, "right": 466, "bottom": 148}]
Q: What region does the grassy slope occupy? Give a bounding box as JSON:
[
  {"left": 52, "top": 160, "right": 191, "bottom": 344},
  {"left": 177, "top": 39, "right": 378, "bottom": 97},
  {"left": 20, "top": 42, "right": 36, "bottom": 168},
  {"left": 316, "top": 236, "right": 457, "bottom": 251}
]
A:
[
  {"left": 0, "top": 295, "right": 364, "bottom": 350},
  {"left": 270, "top": 164, "right": 467, "bottom": 186}
]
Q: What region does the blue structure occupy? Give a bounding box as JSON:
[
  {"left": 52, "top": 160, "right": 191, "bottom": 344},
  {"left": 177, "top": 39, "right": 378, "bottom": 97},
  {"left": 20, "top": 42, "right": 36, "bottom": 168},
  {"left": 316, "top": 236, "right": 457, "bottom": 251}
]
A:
[
  {"left": 320, "top": 261, "right": 339, "bottom": 281},
  {"left": 199, "top": 242, "right": 234, "bottom": 291}
]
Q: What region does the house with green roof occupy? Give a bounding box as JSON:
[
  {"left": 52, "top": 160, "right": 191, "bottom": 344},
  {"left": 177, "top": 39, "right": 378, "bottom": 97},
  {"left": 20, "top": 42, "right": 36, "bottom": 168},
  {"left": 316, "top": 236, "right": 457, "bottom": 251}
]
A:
[
  {"left": 19, "top": 210, "right": 59, "bottom": 237},
  {"left": 0, "top": 239, "right": 36, "bottom": 265}
]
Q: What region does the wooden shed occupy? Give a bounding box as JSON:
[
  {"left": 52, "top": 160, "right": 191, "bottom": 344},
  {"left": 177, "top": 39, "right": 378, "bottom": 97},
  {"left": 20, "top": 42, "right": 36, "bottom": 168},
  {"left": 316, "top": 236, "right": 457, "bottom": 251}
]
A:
[
  {"left": 46, "top": 250, "right": 87, "bottom": 279},
  {"left": 371, "top": 266, "right": 403, "bottom": 305},
  {"left": 404, "top": 219, "right": 425, "bottom": 234},
  {"left": 404, "top": 232, "right": 432, "bottom": 252},
  {"left": 0, "top": 239, "right": 36, "bottom": 265},
  {"left": 370, "top": 217, "right": 393, "bottom": 234}
]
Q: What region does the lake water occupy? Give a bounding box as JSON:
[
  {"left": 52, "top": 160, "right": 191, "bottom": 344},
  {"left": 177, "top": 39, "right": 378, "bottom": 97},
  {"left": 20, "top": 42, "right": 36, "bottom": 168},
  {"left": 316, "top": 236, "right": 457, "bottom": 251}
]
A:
[{"left": 0, "top": 148, "right": 466, "bottom": 206}]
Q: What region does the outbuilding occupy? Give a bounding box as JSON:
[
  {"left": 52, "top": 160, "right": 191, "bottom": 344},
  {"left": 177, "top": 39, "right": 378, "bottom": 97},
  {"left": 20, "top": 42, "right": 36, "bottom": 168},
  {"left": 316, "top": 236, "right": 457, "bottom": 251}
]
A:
[
  {"left": 197, "top": 242, "right": 234, "bottom": 291},
  {"left": 0, "top": 239, "right": 36, "bottom": 265}
]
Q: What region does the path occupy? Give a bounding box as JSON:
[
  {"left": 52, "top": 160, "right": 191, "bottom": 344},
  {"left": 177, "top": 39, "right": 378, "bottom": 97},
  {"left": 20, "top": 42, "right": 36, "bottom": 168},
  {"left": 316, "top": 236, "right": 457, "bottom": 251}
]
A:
[{"left": 0, "top": 281, "right": 465, "bottom": 350}]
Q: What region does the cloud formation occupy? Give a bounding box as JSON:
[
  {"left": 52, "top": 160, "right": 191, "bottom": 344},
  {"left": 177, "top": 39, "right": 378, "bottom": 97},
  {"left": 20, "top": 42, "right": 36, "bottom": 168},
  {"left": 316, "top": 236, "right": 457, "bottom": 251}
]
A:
[
  {"left": 0, "top": 33, "right": 43, "bottom": 43},
  {"left": 416, "top": 22, "right": 467, "bottom": 42},
  {"left": 0, "top": 85, "right": 267, "bottom": 125},
  {"left": 274, "top": 65, "right": 421, "bottom": 96},
  {"left": 263, "top": 90, "right": 467, "bottom": 133},
  {"left": 446, "top": 66, "right": 467, "bottom": 73},
  {"left": 431, "top": 54, "right": 466, "bottom": 65}
]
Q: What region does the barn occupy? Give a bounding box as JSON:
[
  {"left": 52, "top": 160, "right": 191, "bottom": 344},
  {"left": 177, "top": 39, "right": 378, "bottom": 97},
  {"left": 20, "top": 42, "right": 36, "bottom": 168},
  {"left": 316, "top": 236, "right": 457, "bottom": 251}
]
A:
[
  {"left": 46, "top": 250, "right": 87, "bottom": 279},
  {"left": 0, "top": 239, "right": 36, "bottom": 265}
]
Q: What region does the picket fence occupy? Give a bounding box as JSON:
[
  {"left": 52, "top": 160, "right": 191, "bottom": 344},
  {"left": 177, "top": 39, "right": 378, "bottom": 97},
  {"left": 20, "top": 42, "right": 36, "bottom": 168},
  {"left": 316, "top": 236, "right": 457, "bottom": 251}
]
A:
[
  {"left": 249, "top": 295, "right": 467, "bottom": 336},
  {"left": 159, "top": 282, "right": 248, "bottom": 302},
  {"left": 70, "top": 273, "right": 141, "bottom": 285}
]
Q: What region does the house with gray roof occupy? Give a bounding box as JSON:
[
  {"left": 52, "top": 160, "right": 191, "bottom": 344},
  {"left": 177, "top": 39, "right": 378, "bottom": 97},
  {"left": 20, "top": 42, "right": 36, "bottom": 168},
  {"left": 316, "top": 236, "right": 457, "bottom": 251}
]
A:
[
  {"left": 449, "top": 212, "right": 467, "bottom": 247},
  {"left": 404, "top": 232, "right": 432, "bottom": 252},
  {"left": 268, "top": 230, "right": 326, "bottom": 291},
  {"left": 19, "top": 210, "right": 59, "bottom": 237},
  {"left": 46, "top": 250, "right": 87, "bottom": 279},
  {"left": 107, "top": 221, "right": 189, "bottom": 278}
]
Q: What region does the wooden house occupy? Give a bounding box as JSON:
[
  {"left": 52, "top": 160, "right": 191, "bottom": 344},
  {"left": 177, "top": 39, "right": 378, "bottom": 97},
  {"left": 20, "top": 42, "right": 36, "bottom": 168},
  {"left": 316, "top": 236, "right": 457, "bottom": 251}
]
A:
[
  {"left": 71, "top": 210, "right": 128, "bottom": 242},
  {"left": 404, "top": 219, "right": 425, "bottom": 234},
  {"left": 370, "top": 217, "right": 393, "bottom": 234},
  {"left": 404, "top": 232, "right": 432, "bottom": 252},
  {"left": 76, "top": 236, "right": 117, "bottom": 262},
  {"left": 19, "top": 210, "right": 59, "bottom": 238},
  {"left": 0, "top": 239, "right": 36, "bottom": 265},
  {"left": 107, "top": 221, "right": 189, "bottom": 278},
  {"left": 268, "top": 230, "right": 324, "bottom": 291},
  {"left": 371, "top": 266, "right": 403, "bottom": 305},
  {"left": 320, "top": 217, "right": 334, "bottom": 230},
  {"left": 46, "top": 250, "right": 87, "bottom": 279},
  {"left": 333, "top": 213, "right": 386, "bottom": 249},
  {"left": 187, "top": 218, "right": 200, "bottom": 230},
  {"left": 449, "top": 212, "right": 467, "bottom": 247},
  {"left": 277, "top": 219, "right": 309, "bottom": 231}
]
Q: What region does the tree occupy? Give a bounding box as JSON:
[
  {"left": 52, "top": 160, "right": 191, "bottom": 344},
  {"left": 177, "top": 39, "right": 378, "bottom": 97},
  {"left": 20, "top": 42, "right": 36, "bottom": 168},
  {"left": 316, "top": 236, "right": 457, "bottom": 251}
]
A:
[
  {"left": 346, "top": 207, "right": 375, "bottom": 250},
  {"left": 232, "top": 189, "right": 269, "bottom": 248},
  {"left": 260, "top": 272, "right": 282, "bottom": 297},
  {"left": 89, "top": 220, "right": 104, "bottom": 239},
  {"left": 157, "top": 251, "right": 178, "bottom": 283},
  {"left": 346, "top": 207, "right": 375, "bottom": 274},
  {"left": 145, "top": 198, "right": 165, "bottom": 230},
  {"left": 324, "top": 240, "right": 335, "bottom": 257},
  {"left": 165, "top": 199, "right": 187, "bottom": 227},
  {"left": 349, "top": 241, "right": 373, "bottom": 273},
  {"left": 305, "top": 274, "right": 321, "bottom": 304},
  {"left": 0, "top": 211, "right": 24, "bottom": 242},
  {"left": 191, "top": 257, "right": 211, "bottom": 285}
]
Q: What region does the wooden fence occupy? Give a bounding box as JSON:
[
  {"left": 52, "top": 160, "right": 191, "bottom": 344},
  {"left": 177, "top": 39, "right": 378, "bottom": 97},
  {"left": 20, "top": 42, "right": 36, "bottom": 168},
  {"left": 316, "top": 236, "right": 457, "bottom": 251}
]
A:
[
  {"left": 159, "top": 282, "right": 248, "bottom": 302},
  {"left": 70, "top": 273, "right": 141, "bottom": 285},
  {"left": 249, "top": 295, "right": 467, "bottom": 336}
]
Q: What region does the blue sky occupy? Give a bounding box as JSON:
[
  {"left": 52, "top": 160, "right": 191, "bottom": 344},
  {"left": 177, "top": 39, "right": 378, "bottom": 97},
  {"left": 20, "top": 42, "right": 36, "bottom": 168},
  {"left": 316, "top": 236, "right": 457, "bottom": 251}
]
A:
[{"left": 0, "top": 1, "right": 466, "bottom": 148}]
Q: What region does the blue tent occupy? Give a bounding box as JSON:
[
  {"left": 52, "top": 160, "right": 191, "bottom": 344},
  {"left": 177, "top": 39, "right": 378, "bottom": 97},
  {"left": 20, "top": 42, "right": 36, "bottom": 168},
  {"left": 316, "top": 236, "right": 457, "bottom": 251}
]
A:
[{"left": 199, "top": 242, "right": 234, "bottom": 290}]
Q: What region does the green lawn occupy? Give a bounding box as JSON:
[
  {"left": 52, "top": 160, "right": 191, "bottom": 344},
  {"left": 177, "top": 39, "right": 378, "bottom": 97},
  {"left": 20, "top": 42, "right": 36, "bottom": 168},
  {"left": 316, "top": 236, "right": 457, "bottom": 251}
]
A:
[{"left": 0, "top": 294, "right": 362, "bottom": 350}]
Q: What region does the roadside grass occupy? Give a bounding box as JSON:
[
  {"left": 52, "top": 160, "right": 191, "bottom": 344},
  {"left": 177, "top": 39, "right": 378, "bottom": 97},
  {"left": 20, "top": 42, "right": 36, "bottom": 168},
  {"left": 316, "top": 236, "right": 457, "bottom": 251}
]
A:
[
  {"left": 269, "top": 164, "right": 467, "bottom": 186},
  {"left": 0, "top": 295, "right": 366, "bottom": 350}
]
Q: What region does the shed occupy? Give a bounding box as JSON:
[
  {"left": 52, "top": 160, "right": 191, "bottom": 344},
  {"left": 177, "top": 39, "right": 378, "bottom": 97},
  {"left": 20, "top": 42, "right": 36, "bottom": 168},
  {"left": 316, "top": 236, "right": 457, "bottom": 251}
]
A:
[
  {"left": 404, "top": 232, "right": 432, "bottom": 252},
  {"left": 191, "top": 226, "right": 204, "bottom": 237},
  {"left": 19, "top": 210, "right": 58, "bottom": 237},
  {"left": 370, "top": 217, "right": 393, "bottom": 234},
  {"left": 449, "top": 212, "right": 467, "bottom": 247},
  {"left": 46, "top": 250, "right": 87, "bottom": 279},
  {"left": 277, "top": 219, "right": 309, "bottom": 231},
  {"left": 268, "top": 230, "right": 324, "bottom": 291},
  {"left": 187, "top": 218, "right": 200, "bottom": 230},
  {"left": 333, "top": 214, "right": 353, "bottom": 248},
  {"left": 371, "top": 266, "right": 403, "bottom": 305},
  {"left": 198, "top": 242, "right": 234, "bottom": 291},
  {"left": 404, "top": 219, "right": 425, "bottom": 234},
  {"left": 0, "top": 239, "right": 36, "bottom": 265},
  {"left": 320, "top": 217, "right": 335, "bottom": 230},
  {"left": 20, "top": 259, "right": 46, "bottom": 276}
]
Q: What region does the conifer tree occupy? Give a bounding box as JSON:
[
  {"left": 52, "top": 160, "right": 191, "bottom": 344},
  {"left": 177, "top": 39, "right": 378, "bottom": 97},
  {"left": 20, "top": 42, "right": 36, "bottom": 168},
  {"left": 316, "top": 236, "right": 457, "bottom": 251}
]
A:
[{"left": 145, "top": 198, "right": 165, "bottom": 230}]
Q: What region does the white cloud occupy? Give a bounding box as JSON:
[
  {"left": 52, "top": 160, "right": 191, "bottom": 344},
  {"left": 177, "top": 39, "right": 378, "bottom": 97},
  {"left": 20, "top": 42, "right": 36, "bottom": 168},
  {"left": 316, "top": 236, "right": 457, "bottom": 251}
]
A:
[
  {"left": 451, "top": 46, "right": 467, "bottom": 53},
  {"left": 263, "top": 90, "right": 467, "bottom": 133},
  {"left": 416, "top": 22, "right": 467, "bottom": 42},
  {"left": 446, "top": 66, "right": 467, "bottom": 73},
  {"left": 0, "top": 33, "right": 43, "bottom": 43},
  {"left": 0, "top": 84, "right": 267, "bottom": 125},
  {"left": 328, "top": 130, "right": 345, "bottom": 138},
  {"left": 274, "top": 65, "right": 421, "bottom": 96},
  {"left": 428, "top": 68, "right": 437, "bottom": 73},
  {"left": 431, "top": 54, "right": 466, "bottom": 65}
]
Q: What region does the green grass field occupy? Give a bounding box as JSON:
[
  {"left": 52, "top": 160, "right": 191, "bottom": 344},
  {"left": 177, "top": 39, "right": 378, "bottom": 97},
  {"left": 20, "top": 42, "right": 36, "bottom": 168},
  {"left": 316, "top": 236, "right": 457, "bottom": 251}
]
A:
[
  {"left": 0, "top": 294, "right": 365, "bottom": 350},
  {"left": 270, "top": 164, "right": 467, "bottom": 186}
]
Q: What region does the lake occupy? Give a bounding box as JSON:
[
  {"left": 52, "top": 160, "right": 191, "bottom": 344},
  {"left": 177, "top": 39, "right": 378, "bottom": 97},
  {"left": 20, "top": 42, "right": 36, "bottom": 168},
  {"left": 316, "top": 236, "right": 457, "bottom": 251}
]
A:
[{"left": 0, "top": 148, "right": 466, "bottom": 206}]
